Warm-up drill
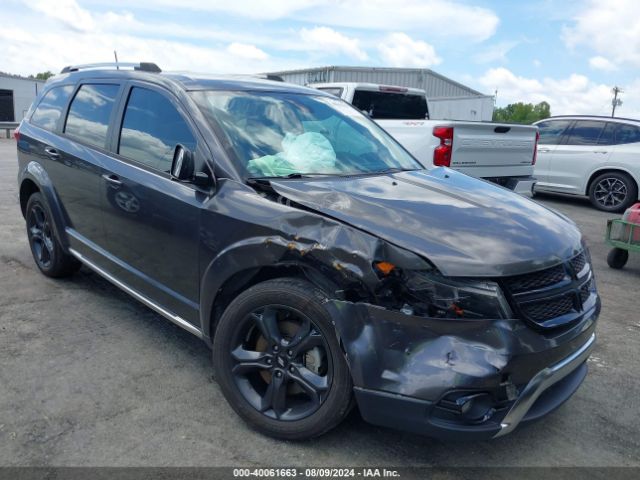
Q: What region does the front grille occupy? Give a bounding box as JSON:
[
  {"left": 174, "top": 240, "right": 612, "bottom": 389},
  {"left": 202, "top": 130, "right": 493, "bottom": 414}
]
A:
[
  {"left": 503, "top": 264, "right": 566, "bottom": 293},
  {"left": 521, "top": 293, "right": 575, "bottom": 322},
  {"left": 502, "top": 251, "right": 594, "bottom": 329},
  {"left": 571, "top": 251, "right": 587, "bottom": 274}
]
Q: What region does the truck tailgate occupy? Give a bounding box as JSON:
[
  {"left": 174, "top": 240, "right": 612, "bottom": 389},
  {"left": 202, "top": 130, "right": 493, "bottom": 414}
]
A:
[{"left": 450, "top": 122, "right": 536, "bottom": 173}]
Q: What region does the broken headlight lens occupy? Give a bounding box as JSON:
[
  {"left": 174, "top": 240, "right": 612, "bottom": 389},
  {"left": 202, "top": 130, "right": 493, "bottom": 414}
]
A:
[{"left": 404, "top": 271, "right": 512, "bottom": 319}]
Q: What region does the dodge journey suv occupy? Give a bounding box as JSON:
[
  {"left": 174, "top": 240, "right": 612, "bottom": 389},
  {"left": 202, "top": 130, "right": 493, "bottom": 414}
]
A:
[{"left": 16, "top": 62, "right": 599, "bottom": 440}]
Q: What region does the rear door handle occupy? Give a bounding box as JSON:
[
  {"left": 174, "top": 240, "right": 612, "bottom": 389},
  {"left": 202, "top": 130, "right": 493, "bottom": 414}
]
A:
[
  {"left": 538, "top": 148, "right": 551, "bottom": 153},
  {"left": 102, "top": 174, "right": 123, "bottom": 187},
  {"left": 44, "top": 146, "right": 60, "bottom": 159}
]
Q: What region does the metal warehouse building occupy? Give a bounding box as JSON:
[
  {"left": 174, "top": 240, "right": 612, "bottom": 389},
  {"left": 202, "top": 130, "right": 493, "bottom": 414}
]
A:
[
  {"left": 0, "top": 73, "right": 44, "bottom": 122},
  {"left": 266, "top": 66, "right": 495, "bottom": 121}
]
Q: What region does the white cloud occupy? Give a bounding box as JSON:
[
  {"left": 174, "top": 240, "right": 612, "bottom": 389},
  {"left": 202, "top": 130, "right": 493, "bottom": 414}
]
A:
[
  {"left": 227, "top": 43, "right": 269, "bottom": 61},
  {"left": 479, "top": 67, "right": 640, "bottom": 118},
  {"left": 24, "top": 0, "right": 95, "bottom": 32},
  {"left": 377, "top": 33, "right": 441, "bottom": 68},
  {"left": 473, "top": 41, "right": 518, "bottom": 64},
  {"left": 589, "top": 56, "right": 617, "bottom": 72},
  {"left": 94, "top": 0, "right": 499, "bottom": 42},
  {"left": 299, "top": 27, "right": 368, "bottom": 61},
  {"left": 562, "top": 0, "right": 640, "bottom": 67},
  {"left": 304, "top": 0, "right": 498, "bottom": 41}
]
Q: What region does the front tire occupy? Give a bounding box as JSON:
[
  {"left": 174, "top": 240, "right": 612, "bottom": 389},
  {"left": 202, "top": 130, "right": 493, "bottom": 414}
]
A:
[
  {"left": 25, "top": 192, "right": 81, "bottom": 278},
  {"left": 589, "top": 172, "right": 637, "bottom": 212},
  {"left": 212, "top": 278, "right": 353, "bottom": 440}
]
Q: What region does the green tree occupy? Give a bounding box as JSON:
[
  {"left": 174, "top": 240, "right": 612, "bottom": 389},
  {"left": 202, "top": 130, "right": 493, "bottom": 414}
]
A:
[
  {"left": 492, "top": 101, "right": 551, "bottom": 124},
  {"left": 29, "top": 71, "right": 55, "bottom": 81}
]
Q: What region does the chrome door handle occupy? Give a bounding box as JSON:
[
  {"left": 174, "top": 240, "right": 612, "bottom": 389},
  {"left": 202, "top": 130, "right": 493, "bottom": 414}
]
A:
[
  {"left": 102, "top": 174, "right": 123, "bottom": 187},
  {"left": 44, "top": 146, "right": 60, "bottom": 159},
  {"left": 538, "top": 148, "right": 551, "bottom": 153}
]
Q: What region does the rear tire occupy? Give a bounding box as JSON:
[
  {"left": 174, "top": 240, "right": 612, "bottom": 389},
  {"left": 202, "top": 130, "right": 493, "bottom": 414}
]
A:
[
  {"left": 212, "top": 278, "right": 353, "bottom": 440},
  {"left": 25, "top": 192, "right": 81, "bottom": 278},
  {"left": 589, "top": 172, "right": 637, "bottom": 212},
  {"left": 607, "top": 248, "right": 629, "bottom": 269}
]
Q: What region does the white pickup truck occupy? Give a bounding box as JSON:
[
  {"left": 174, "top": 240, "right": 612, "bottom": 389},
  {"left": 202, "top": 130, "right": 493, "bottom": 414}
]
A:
[{"left": 312, "top": 82, "right": 539, "bottom": 194}]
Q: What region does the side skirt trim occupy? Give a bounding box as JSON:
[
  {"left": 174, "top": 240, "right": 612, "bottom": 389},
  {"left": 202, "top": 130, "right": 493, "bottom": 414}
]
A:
[{"left": 69, "top": 247, "right": 203, "bottom": 339}]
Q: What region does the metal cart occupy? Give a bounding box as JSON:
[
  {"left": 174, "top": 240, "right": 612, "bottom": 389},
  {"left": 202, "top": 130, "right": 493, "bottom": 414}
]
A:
[{"left": 605, "top": 218, "right": 640, "bottom": 269}]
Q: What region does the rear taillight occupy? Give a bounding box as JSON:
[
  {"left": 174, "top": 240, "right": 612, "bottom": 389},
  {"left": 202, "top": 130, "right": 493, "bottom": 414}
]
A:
[
  {"left": 532, "top": 130, "right": 540, "bottom": 165},
  {"left": 433, "top": 126, "right": 453, "bottom": 167},
  {"left": 13, "top": 124, "right": 20, "bottom": 142}
]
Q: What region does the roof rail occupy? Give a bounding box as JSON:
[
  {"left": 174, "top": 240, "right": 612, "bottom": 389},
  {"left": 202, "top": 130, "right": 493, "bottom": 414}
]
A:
[{"left": 60, "top": 62, "right": 162, "bottom": 74}]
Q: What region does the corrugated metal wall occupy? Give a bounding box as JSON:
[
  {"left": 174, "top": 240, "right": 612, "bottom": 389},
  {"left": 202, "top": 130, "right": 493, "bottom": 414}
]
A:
[
  {"left": 268, "top": 66, "right": 485, "bottom": 98},
  {"left": 0, "top": 75, "right": 44, "bottom": 121}
]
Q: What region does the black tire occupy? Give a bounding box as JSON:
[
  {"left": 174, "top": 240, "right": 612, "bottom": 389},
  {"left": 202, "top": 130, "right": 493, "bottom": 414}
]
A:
[
  {"left": 212, "top": 278, "right": 353, "bottom": 440},
  {"left": 588, "top": 172, "right": 638, "bottom": 212},
  {"left": 25, "top": 192, "right": 81, "bottom": 278},
  {"left": 607, "top": 248, "right": 629, "bottom": 269}
]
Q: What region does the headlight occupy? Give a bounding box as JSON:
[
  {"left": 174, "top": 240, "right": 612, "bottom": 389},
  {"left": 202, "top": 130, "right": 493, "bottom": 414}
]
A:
[{"left": 404, "top": 270, "right": 512, "bottom": 319}]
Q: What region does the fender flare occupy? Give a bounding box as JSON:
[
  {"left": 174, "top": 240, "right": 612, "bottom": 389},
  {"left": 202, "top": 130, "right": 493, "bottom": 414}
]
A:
[
  {"left": 583, "top": 165, "right": 640, "bottom": 196},
  {"left": 199, "top": 236, "right": 374, "bottom": 339},
  {"left": 20, "top": 161, "right": 71, "bottom": 250}
]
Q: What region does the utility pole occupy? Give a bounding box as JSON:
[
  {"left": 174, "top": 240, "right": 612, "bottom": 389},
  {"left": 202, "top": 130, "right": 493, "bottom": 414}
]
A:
[{"left": 611, "top": 86, "right": 623, "bottom": 117}]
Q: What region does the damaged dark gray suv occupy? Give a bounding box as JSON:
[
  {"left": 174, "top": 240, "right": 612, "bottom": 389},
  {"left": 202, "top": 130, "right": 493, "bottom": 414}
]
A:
[{"left": 16, "top": 62, "right": 599, "bottom": 440}]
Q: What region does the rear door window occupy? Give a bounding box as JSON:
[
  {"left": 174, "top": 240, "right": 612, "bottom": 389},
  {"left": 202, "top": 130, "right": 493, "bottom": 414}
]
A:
[
  {"left": 564, "top": 120, "right": 606, "bottom": 145},
  {"left": 30, "top": 85, "right": 75, "bottom": 131},
  {"left": 118, "top": 87, "right": 196, "bottom": 173},
  {"left": 597, "top": 123, "right": 616, "bottom": 145},
  {"left": 351, "top": 90, "right": 428, "bottom": 119},
  {"left": 64, "top": 84, "right": 120, "bottom": 149},
  {"left": 536, "top": 120, "right": 571, "bottom": 145},
  {"left": 615, "top": 124, "right": 640, "bottom": 144}
]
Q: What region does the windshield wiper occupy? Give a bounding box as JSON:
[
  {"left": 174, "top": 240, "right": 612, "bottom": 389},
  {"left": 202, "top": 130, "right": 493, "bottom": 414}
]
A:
[{"left": 372, "top": 167, "right": 421, "bottom": 175}]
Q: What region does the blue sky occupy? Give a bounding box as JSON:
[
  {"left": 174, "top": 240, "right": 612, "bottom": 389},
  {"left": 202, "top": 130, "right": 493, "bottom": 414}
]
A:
[{"left": 2, "top": 0, "right": 637, "bottom": 116}]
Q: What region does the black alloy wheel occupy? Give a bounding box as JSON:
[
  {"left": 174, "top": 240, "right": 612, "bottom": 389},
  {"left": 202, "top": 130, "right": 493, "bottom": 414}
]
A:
[
  {"left": 230, "top": 305, "right": 332, "bottom": 421},
  {"left": 213, "top": 278, "right": 353, "bottom": 440},
  {"left": 25, "top": 192, "right": 81, "bottom": 278},
  {"left": 27, "top": 202, "right": 55, "bottom": 270}
]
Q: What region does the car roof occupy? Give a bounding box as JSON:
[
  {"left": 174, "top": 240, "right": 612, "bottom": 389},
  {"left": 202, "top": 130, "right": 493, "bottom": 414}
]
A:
[
  {"left": 45, "top": 68, "right": 327, "bottom": 96},
  {"left": 535, "top": 115, "right": 640, "bottom": 126}
]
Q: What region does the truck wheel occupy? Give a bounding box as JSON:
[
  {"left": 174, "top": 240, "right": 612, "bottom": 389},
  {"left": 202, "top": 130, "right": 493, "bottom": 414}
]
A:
[
  {"left": 25, "top": 192, "right": 81, "bottom": 278},
  {"left": 589, "top": 172, "right": 637, "bottom": 212},
  {"left": 212, "top": 278, "right": 353, "bottom": 440},
  {"left": 607, "top": 248, "right": 629, "bottom": 269}
]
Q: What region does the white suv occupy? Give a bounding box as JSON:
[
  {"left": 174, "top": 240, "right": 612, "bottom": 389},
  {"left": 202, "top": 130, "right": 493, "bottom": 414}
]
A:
[{"left": 533, "top": 115, "right": 640, "bottom": 212}]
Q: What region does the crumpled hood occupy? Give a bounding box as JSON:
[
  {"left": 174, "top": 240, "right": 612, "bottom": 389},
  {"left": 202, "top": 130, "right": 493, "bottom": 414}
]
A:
[{"left": 269, "top": 168, "right": 583, "bottom": 277}]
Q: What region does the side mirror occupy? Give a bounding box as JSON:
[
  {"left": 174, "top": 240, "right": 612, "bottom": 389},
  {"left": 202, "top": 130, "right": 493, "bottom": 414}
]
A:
[{"left": 171, "top": 144, "right": 195, "bottom": 181}]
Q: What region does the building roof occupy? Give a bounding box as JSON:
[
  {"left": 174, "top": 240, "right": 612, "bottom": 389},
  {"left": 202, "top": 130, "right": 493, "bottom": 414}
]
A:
[{"left": 266, "top": 65, "right": 485, "bottom": 96}]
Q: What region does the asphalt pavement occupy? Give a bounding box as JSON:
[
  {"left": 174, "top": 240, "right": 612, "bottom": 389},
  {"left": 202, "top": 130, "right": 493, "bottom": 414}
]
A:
[{"left": 1, "top": 138, "right": 638, "bottom": 467}]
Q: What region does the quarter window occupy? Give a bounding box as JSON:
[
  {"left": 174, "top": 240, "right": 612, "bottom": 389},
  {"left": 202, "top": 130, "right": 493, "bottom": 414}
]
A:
[
  {"left": 536, "top": 120, "right": 571, "bottom": 145},
  {"left": 65, "top": 84, "right": 120, "bottom": 149},
  {"left": 118, "top": 87, "right": 196, "bottom": 173},
  {"left": 615, "top": 124, "right": 640, "bottom": 144},
  {"left": 30, "top": 85, "right": 74, "bottom": 131}
]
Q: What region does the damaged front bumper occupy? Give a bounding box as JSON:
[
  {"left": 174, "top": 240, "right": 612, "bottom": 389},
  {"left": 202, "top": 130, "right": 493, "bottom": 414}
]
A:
[{"left": 325, "top": 300, "right": 598, "bottom": 440}]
